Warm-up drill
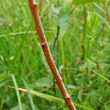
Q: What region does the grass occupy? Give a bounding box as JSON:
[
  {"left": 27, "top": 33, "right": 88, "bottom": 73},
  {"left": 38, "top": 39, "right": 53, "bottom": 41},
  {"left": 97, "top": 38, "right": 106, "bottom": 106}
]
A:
[
  {"left": 0, "top": 0, "right": 110, "bottom": 110},
  {"left": 11, "top": 75, "right": 22, "bottom": 110}
]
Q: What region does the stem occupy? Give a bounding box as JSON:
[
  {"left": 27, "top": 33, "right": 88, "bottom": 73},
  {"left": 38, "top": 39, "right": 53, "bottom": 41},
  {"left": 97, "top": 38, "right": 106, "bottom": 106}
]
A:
[
  {"left": 28, "top": 0, "right": 76, "bottom": 110},
  {"left": 103, "top": 1, "right": 110, "bottom": 23},
  {"left": 82, "top": 5, "right": 87, "bottom": 60},
  {"left": 53, "top": 0, "right": 60, "bottom": 48},
  {"left": 53, "top": 25, "right": 60, "bottom": 48},
  {"left": 69, "top": 6, "right": 76, "bottom": 15}
]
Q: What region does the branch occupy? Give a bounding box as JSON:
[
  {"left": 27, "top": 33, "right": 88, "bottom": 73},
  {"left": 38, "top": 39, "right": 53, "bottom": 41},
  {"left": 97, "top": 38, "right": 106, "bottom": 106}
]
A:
[{"left": 28, "top": 0, "right": 76, "bottom": 110}]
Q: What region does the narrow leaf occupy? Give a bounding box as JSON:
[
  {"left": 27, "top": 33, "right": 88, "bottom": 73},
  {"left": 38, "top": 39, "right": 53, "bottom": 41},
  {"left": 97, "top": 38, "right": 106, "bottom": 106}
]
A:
[
  {"left": 88, "top": 68, "right": 110, "bottom": 83},
  {"left": 73, "top": 0, "right": 103, "bottom": 5},
  {"left": 22, "top": 79, "right": 36, "bottom": 110},
  {"left": 11, "top": 75, "right": 22, "bottom": 110},
  {"left": 7, "top": 86, "right": 95, "bottom": 110}
]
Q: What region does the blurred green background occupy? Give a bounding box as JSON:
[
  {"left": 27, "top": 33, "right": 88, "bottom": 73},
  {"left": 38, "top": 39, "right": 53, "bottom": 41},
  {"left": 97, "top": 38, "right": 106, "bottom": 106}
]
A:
[{"left": 0, "top": 0, "right": 110, "bottom": 110}]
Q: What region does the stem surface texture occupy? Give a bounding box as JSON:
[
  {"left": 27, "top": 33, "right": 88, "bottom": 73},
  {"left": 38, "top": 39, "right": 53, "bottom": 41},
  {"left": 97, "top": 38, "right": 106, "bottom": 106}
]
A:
[{"left": 28, "top": 0, "right": 76, "bottom": 110}]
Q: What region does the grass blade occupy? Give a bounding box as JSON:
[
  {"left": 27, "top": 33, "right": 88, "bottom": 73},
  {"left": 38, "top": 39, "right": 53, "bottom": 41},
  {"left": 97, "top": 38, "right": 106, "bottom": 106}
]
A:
[
  {"left": 96, "top": 12, "right": 110, "bottom": 28},
  {"left": 7, "top": 85, "right": 95, "bottom": 110},
  {"left": 11, "top": 75, "right": 22, "bottom": 110},
  {"left": 17, "top": 0, "right": 30, "bottom": 23},
  {"left": 88, "top": 68, "right": 110, "bottom": 83},
  {"left": 22, "top": 79, "right": 36, "bottom": 110}
]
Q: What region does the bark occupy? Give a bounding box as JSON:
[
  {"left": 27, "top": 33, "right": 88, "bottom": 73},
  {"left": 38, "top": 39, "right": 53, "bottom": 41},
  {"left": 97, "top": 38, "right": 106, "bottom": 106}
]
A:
[{"left": 28, "top": 0, "right": 76, "bottom": 110}]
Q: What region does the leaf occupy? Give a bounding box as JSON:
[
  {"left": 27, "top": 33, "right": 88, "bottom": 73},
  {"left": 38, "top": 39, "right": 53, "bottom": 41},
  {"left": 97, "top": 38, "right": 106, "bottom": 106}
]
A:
[
  {"left": 78, "top": 89, "right": 83, "bottom": 102},
  {"left": 87, "top": 90, "right": 97, "bottom": 97},
  {"left": 0, "top": 73, "right": 7, "bottom": 81},
  {"left": 7, "top": 86, "right": 95, "bottom": 110},
  {"left": 45, "top": 0, "right": 50, "bottom": 3},
  {"left": 23, "top": 79, "right": 36, "bottom": 110},
  {"left": 96, "top": 12, "right": 110, "bottom": 28},
  {"left": 88, "top": 68, "right": 110, "bottom": 83},
  {"left": 108, "top": 1, "right": 110, "bottom": 6},
  {"left": 93, "top": 3, "right": 105, "bottom": 13},
  {"left": 35, "top": 76, "right": 52, "bottom": 88},
  {"left": 11, "top": 104, "right": 27, "bottom": 110},
  {"left": 11, "top": 75, "right": 22, "bottom": 110},
  {"left": 52, "top": 7, "right": 61, "bottom": 15},
  {"left": 58, "top": 12, "right": 69, "bottom": 30},
  {"left": 73, "top": 0, "right": 103, "bottom": 5}
]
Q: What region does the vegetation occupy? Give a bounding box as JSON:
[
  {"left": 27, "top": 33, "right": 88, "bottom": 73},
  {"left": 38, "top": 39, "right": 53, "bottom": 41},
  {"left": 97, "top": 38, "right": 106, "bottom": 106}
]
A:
[{"left": 0, "top": 0, "right": 110, "bottom": 110}]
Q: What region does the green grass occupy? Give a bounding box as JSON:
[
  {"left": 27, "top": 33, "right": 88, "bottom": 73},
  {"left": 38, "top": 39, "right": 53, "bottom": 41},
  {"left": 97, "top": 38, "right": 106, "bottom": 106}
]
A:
[
  {"left": 11, "top": 75, "right": 22, "bottom": 110},
  {"left": 0, "top": 0, "right": 110, "bottom": 110}
]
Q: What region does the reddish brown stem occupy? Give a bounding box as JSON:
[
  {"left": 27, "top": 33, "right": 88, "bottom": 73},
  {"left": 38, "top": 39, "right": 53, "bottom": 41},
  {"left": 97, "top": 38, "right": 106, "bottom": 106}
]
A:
[
  {"left": 28, "top": 0, "right": 76, "bottom": 110},
  {"left": 103, "top": 1, "right": 110, "bottom": 23}
]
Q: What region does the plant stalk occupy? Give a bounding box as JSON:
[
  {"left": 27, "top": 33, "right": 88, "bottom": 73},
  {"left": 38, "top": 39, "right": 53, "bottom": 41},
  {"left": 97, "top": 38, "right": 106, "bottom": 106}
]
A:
[
  {"left": 82, "top": 5, "right": 87, "bottom": 60},
  {"left": 28, "top": 0, "right": 76, "bottom": 110}
]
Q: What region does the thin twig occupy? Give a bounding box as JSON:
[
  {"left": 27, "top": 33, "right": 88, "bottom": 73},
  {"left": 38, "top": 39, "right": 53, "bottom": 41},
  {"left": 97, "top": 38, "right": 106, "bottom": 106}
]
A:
[
  {"left": 69, "top": 6, "right": 76, "bottom": 16},
  {"left": 53, "top": 26, "right": 60, "bottom": 48},
  {"left": 103, "top": 1, "right": 110, "bottom": 23},
  {"left": 28, "top": 0, "right": 76, "bottom": 110},
  {"left": 82, "top": 5, "right": 87, "bottom": 60}
]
